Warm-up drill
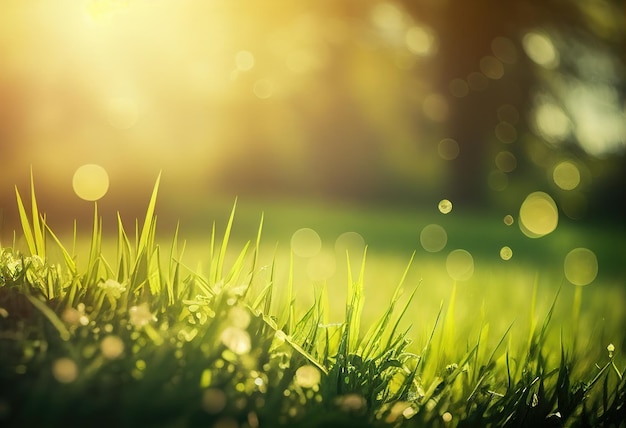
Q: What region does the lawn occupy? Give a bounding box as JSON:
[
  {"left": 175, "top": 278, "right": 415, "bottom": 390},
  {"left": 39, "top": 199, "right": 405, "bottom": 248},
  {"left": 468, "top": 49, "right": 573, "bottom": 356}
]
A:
[{"left": 1, "top": 178, "right": 624, "bottom": 426}]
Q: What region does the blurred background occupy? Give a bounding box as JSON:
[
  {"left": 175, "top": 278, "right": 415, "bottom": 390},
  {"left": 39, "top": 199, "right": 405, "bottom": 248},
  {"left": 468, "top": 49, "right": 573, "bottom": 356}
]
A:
[{"left": 0, "top": 0, "right": 625, "bottom": 332}]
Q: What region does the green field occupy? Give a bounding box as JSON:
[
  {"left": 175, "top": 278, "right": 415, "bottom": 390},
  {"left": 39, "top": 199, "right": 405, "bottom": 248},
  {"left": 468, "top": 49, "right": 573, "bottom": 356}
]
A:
[{"left": 2, "top": 185, "right": 625, "bottom": 426}]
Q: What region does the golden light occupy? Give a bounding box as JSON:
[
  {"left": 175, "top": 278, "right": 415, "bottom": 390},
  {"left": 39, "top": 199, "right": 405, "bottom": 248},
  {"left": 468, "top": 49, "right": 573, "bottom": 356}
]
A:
[
  {"left": 294, "top": 365, "right": 321, "bottom": 388},
  {"left": 491, "top": 36, "right": 517, "bottom": 64},
  {"left": 100, "top": 335, "right": 125, "bottom": 359},
  {"left": 519, "top": 192, "right": 558, "bottom": 238},
  {"left": 446, "top": 249, "right": 474, "bottom": 281},
  {"left": 553, "top": 161, "right": 581, "bottom": 190},
  {"left": 564, "top": 248, "right": 598, "bottom": 286},
  {"left": 291, "top": 228, "right": 322, "bottom": 258},
  {"left": 438, "top": 199, "right": 452, "bottom": 214},
  {"left": 420, "top": 224, "right": 447, "bottom": 253},
  {"left": 52, "top": 358, "right": 79, "bottom": 383},
  {"left": 522, "top": 31, "right": 559, "bottom": 69},
  {"left": 495, "top": 151, "right": 517, "bottom": 173},
  {"left": 534, "top": 102, "right": 570, "bottom": 142},
  {"left": 437, "top": 138, "right": 460, "bottom": 160},
  {"left": 72, "top": 164, "right": 110, "bottom": 201},
  {"left": 479, "top": 56, "right": 504, "bottom": 80}
]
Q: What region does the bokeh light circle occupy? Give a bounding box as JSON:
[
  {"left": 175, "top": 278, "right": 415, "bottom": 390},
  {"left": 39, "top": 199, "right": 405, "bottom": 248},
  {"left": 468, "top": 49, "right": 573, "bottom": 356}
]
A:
[
  {"left": 291, "top": 228, "right": 322, "bottom": 257},
  {"left": 503, "top": 215, "right": 514, "bottom": 226},
  {"left": 52, "top": 358, "right": 79, "bottom": 383},
  {"left": 437, "top": 138, "right": 460, "bottom": 160},
  {"left": 564, "top": 248, "right": 598, "bottom": 286},
  {"left": 519, "top": 192, "right": 558, "bottom": 238},
  {"left": 306, "top": 252, "right": 336, "bottom": 281},
  {"left": 500, "top": 246, "right": 513, "bottom": 261},
  {"left": 438, "top": 199, "right": 452, "bottom": 214},
  {"left": 107, "top": 97, "right": 139, "bottom": 129},
  {"left": 335, "top": 232, "right": 365, "bottom": 257},
  {"left": 446, "top": 249, "right": 474, "bottom": 281},
  {"left": 73, "top": 164, "right": 110, "bottom": 201},
  {"left": 553, "top": 161, "right": 580, "bottom": 190},
  {"left": 420, "top": 224, "right": 447, "bottom": 253}
]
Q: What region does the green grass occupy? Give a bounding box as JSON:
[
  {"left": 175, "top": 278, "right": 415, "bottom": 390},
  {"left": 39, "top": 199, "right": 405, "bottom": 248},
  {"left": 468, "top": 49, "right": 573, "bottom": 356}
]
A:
[{"left": 0, "top": 175, "right": 624, "bottom": 427}]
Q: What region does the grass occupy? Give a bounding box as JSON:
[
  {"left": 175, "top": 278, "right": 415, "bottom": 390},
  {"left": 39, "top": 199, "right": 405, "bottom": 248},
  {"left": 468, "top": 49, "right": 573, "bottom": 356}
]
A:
[{"left": 0, "top": 174, "right": 625, "bottom": 427}]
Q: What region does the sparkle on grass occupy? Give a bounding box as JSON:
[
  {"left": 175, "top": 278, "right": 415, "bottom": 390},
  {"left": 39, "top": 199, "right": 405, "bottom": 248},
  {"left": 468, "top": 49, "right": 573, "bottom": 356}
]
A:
[{"left": 438, "top": 199, "right": 452, "bottom": 214}]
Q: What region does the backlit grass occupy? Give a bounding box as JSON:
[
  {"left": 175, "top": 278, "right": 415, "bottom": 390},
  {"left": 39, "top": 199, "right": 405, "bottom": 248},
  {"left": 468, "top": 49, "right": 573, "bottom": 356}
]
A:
[{"left": 0, "top": 175, "right": 624, "bottom": 427}]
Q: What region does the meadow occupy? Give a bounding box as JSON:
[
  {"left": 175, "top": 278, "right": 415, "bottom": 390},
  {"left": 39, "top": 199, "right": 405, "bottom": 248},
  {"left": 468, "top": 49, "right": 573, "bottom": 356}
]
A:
[{"left": 0, "top": 177, "right": 624, "bottom": 427}]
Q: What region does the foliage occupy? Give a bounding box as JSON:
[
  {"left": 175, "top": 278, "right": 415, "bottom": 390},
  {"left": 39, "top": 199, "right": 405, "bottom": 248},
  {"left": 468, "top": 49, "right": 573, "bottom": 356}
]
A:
[{"left": 0, "top": 176, "right": 624, "bottom": 427}]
